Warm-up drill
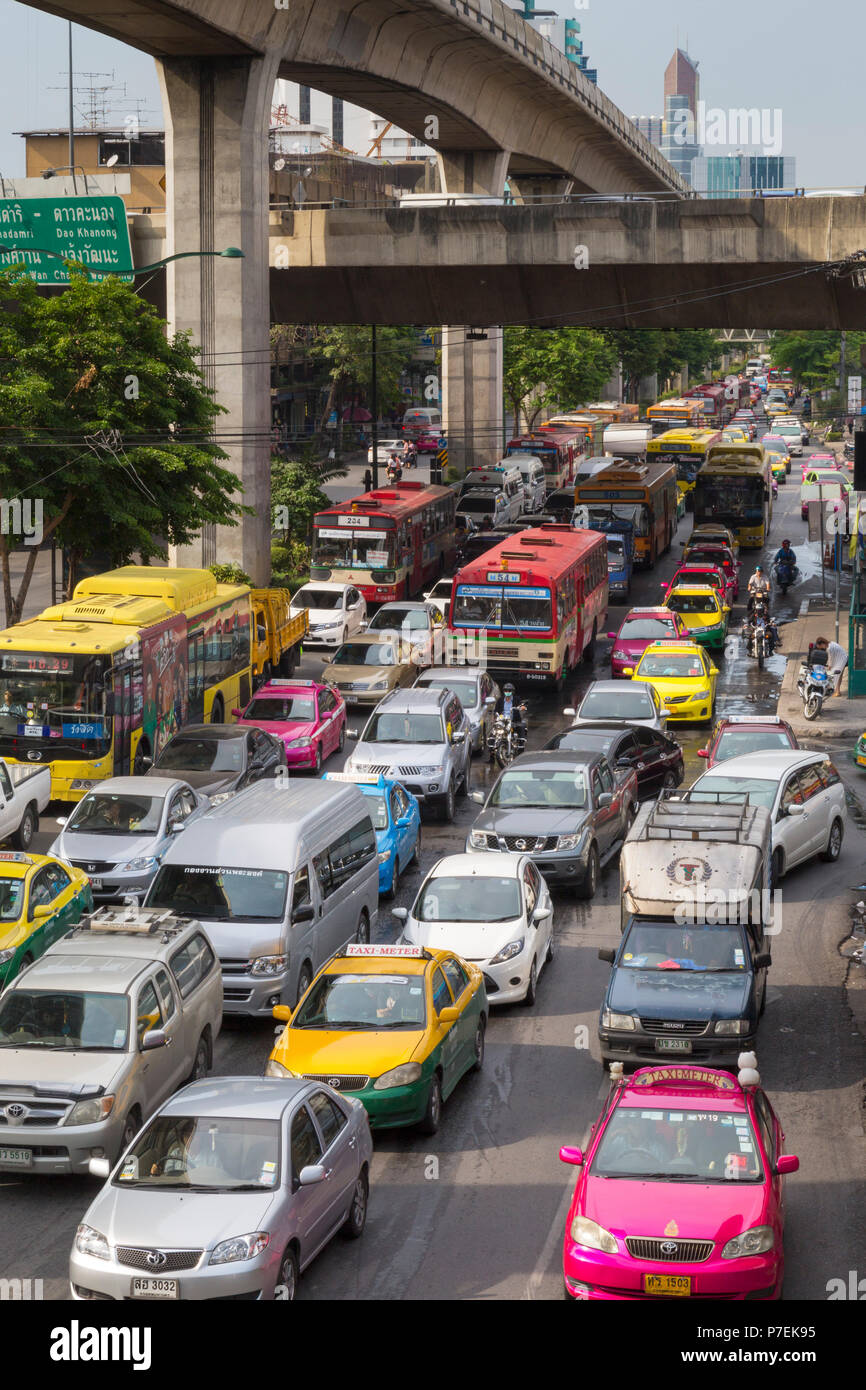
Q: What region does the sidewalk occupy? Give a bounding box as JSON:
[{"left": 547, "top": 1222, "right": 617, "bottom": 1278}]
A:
[{"left": 776, "top": 600, "right": 863, "bottom": 739}]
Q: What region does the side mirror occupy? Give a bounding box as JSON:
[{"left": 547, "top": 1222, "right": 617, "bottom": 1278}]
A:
[
  {"left": 139, "top": 755, "right": 153, "bottom": 772},
  {"left": 697, "top": 748, "right": 709, "bottom": 758},
  {"left": 395, "top": 815, "right": 413, "bottom": 828},
  {"left": 723, "top": 606, "right": 731, "bottom": 614},
  {"left": 622, "top": 668, "right": 634, "bottom": 677},
  {"left": 559, "top": 1146, "right": 584, "bottom": 1166},
  {"left": 321, "top": 657, "right": 332, "bottom": 665},
  {"left": 438, "top": 1006, "right": 459, "bottom": 1024},
  {"left": 774, "top": 1154, "right": 799, "bottom": 1176},
  {"left": 469, "top": 791, "right": 485, "bottom": 804},
  {"left": 169, "top": 820, "right": 184, "bottom": 833},
  {"left": 292, "top": 903, "right": 315, "bottom": 923},
  {"left": 597, "top": 947, "right": 615, "bottom": 964},
  {"left": 32, "top": 904, "right": 53, "bottom": 919},
  {"left": 56, "top": 816, "right": 68, "bottom": 827},
  {"left": 231, "top": 708, "right": 243, "bottom": 718},
  {"left": 754, "top": 953, "right": 773, "bottom": 969},
  {"left": 786, "top": 803, "right": 804, "bottom": 817},
  {"left": 299, "top": 1163, "right": 326, "bottom": 1186},
  {"left": 533, "top": 905, "right": 553, "bottom": 922},
  {"left": 562, "top": 707, "right": 576, "bottom": 717},
  {"left": 485, "top": 695, "right": 496, "bottom": 707},
  {"left": 606, "top": 632, "right": 616, "bottom": 640},
  {"left": 709, "top": 666, "right": 719, "bottom": 676},
  {"left": 391, "top": 906, "right": 408, "bottom": 922},
  {"left": 451, "top": 730, "right": 466, "bottom": 744},
  {"left": 140, "top": 1029, "right": 167, "bottom": 1051},
  {"left": 272, "top": 1004, "right": 293, "bottom": 1022},
  {"left": 345, "top": 728, "right": 359, "bottom": 739},
  {"left": 88, "top": 1156, "right": 111, "bottom": 1180}
]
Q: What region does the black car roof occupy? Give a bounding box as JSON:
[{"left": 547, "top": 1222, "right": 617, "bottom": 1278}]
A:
[
  {"left": 167, "top": 725, "right": 248, "bottom": 741},
  {"left": 506, "top": 748, "right": 603, "bottom": 771}
]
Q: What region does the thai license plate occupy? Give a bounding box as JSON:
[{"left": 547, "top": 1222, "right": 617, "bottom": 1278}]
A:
[
  {"left": 655, "top": 1037, "right": 692, "bottom": 1053},
  {"left": 0, "top": 1148, "right": 32, "bottom": 1166},
  {"left": 644, "top": 1273, "right": 691, "bottom": 1296},
  {"left": 131, "top": 1277, "right": 179, "bottom": 1299},
  {"left": 90, "top": 878, "right": 103, "bottom": 890},
  {"left": 23, "top": 725, "right": 42, "bottom": 737}
]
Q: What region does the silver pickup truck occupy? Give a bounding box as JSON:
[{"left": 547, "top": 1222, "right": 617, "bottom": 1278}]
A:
[
  {"left": 0, "top": 906, "right": 223, "bottom": 1175},
  {"left": 0, "top": 758, "right": 52, "bottom": 851}
]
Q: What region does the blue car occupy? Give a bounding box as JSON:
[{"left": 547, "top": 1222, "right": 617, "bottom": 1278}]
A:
[{"left": 323, "top": 772, "right": 421, "bottom": 897}]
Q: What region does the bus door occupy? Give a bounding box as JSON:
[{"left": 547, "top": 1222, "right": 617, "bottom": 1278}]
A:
[
  {"left": 575, "top": 569, "right": 585, "bottom": 654},
  {"left": 111, "top": 662, "right": 135, "bottom": 776}
]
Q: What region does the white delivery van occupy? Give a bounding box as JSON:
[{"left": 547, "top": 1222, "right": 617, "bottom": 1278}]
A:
[
  {"left": 497, "top": 454, "right": 546, "bottom": 512},
  {"left": 602, "top": 423, "right": 653, "bottom": 459},
  {"left": 402, "top": 407, "right": 443, "bottom": 438},
  {"left": 459, "top": 464, "right": 524, "bottom": 520}
]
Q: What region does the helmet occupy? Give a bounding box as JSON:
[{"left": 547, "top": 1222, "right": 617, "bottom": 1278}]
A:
[
  {"left": 782, "top": 538, "right": 790, "bottom": 546},
  {"left": 504, "top": 682, "right": 515, "bottom": 695},
  {"left": 755, "top": 564, "right": 763, "bottom": 572}
]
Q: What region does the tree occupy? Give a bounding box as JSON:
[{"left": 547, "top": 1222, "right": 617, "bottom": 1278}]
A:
[
  {"left": 0, "top": 268, "right": 247, "bottom": 623},
  {"left": 602, "top": 330, "right": 665, "bottom": 401},
  {"left": 503, "top": 328, "right": 616, "bottom": 430},
  {"left": 303, "top": 325, "right": 419, "bottom": 440},
  {"left": 656, "top": 330, "right": 725, "bottom": 384},
  {"left": 768, "top": 330, "right": 866, "bottom": 394}
]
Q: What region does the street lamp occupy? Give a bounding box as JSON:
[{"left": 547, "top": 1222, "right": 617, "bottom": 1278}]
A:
[{"left": 0, "top": 244, "right": 244, "bottom": 278}]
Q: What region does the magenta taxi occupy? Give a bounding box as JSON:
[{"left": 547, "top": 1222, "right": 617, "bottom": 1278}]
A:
[
  {"left": 232, "top": 677, "right": 347, "bottom": 774},
  {"left": 608, "top": 607, "right": 689, "bottom": 679},
  {"left": 560, "top": 1058, "right": 799, "bottom": 1301}
]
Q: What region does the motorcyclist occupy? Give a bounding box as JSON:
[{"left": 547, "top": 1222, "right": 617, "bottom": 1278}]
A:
[
  {"left": 746, "top": 564, "right": 771, "bottom": 614},
  {"left": 492, "top": 682, "right": 527, "bottom": 756},
  {"left": 773, "top": 539, "right": 797, "bottom": 571}
]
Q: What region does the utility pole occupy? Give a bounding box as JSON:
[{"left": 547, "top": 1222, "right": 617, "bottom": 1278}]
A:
[
  {"left": 370, "top": 325, "right": 379, "bottom": 489},
  {"left": 67, "top": 23, "right": 77, "bottom": 193},
  {"left": 840, "top": 329, "right": 848, "bottom": 427}
]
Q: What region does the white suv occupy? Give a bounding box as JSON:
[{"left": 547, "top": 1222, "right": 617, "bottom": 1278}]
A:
[{"left": 346, "top": 686, "right": 471, "bottom": 822}]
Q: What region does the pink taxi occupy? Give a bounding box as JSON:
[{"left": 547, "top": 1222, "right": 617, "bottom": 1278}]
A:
[
  {"left": 608, "top": 607, "right": 689, "bottom": 679},
  {"left": 232, "top": 677, "right": 347, "bottom": 774},
  {"left": 560, "top": 1059, "right": 799, "bottom": 1301}
]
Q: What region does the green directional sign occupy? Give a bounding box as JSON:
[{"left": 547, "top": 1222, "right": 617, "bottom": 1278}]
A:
[{"left": 0, "top": 195, "right": 134, "bottom": 283}]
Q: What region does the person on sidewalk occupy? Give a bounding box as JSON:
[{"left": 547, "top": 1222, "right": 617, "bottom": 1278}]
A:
[
  {"left": 814, "top": 636, "right": 848, "bottom": 695},
  {"left": 363, "top": 468, "right": 373, "bottom": 493}
]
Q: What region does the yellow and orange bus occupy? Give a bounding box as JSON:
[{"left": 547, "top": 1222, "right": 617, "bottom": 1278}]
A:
[
  {"left": 582, "top": 402, "right": 640, "bottom": 426},
  {"left": 573, "top": 460, "right": 679, "bottom": 569},
  {"left": 646, "top": 398, "right": 707, "bottom": 437},
  {"left": 694, "top": 443, "right": 773, "bottom": 548},
  {"left": 647, "top": 427, "right": 722, "bottom": 500}
]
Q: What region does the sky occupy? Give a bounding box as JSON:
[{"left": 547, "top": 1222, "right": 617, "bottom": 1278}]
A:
[{"left": 0, "top": 0, "right": 861, "bottom": 190}]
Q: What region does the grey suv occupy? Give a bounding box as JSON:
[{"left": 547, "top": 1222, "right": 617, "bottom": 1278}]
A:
[{"left": 345, "top": 687, "right": 471, "bottom": 821}]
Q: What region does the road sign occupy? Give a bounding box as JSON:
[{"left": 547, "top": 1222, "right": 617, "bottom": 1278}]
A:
[
  {"left": 848, "top": 376, "right": 862, "bottom": 413},
  {"left": 0, "top": 195, "right": 133, "bottom": 283}
]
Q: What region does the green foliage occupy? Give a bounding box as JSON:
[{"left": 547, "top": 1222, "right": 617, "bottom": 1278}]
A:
[
  {"left": 271, "top": 455, "right": 338, "bottom": 544},
  {"left": 503, "top": 327, "right": 617, "bottom": 429},
  {"left": 209, "top": 563, "right": 252, "bottom": 586},
  {"left": 768, "top": 330, "right": 866, "bottom": 396}
]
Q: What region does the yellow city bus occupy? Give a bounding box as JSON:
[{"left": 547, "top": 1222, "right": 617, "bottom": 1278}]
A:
[
  {"left": 573, "top": 461, "right": 678, "bottom": 569},
  {"left": 582, "top": 402, "right": 640, "bottom": 425},
  {"left": 0, "top": 567, "right": 254, "bottom": 801},
  {"left": 694, "top": 443, "right": 773, "bottom": 549},
  {"left": 646, "top": 398, "right": 706, "bottom": 437},
  {"left": 647, "top": 428, "right": 723, "bottom": 504}
]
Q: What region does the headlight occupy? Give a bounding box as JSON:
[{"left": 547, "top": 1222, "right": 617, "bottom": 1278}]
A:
[
  {"left": 714, "top": 1019, "right": 749, "bottom": 1035},
  {"left": 249, "top": 954, "right": 288, "bottom": 977},
  {"left": 373, "top": 1062, "right": 423, "bottom": 1090},
  {"left": 721, "top": 1226, "right": 775, "bottom": 1260},
  {"left": 316, "top": 620, "right": 341, "bottom": 628},
  {"left": 416, "top": 766, "right": 440, "bottom": 776},
  {"left": 0, "top": 947, "right": 16, "bottom": 964},
  {"left": 209, "top": 1232, "right": 270, "bottom": 1265},
  {"left": 120, "top": 855, "right": 158, "bottom": 873},
  {"left": 570, "top": 1215, "right": 618, "bottom": 1254},
  {"left": 489, "top": 938, "right": 525, "bottom": 965},
  {"left": 557, "top": 831, "right": 585, "bottom": 852},
  {"left": 692, "top": 689, "right": 710, "bottom": 700},
  {"left": 613, "top": 650, "right": 629, "bottom": 661},
  {"left": 64, "top": 1095, "right": 115, "bottom": 1127},
  {"left": 285, "top": 736, "right": 313, "bottom": 749},
  {"left": 75, "top": 1224, "right": 110, "bottom": 1260},
  {"left": 601, "top": 1009, "right": 635, "bottom": 1030},
  {"left": 208, "top": 791, "right": 233, "bottom": 806},
  {"left": 368, "top": 677, "right": 390, "bottom": 691},
  {"left": 378, "top": 849, "right": 392, "bottom": 864},
  {"left": 264, "top": 1059, "right": 295, "bottom": 1078},
  {"left": 468, "top": 829, "right": 489, "bottom": 849}
]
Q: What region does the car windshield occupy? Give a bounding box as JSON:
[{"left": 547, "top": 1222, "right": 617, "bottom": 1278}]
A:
[
  {"left": 147, "top": 865, "right": 288, "bottom": 922},
  {"left": 690, "top": 775, "right": 778, "bottom": 810},
  {"left": 686, "top": 549, "right": 731, "bottom": 568},
  {"left": 0, "top": 878, "right": 24, "bottom": 922},
  {"left": 155, "top": 737, "right": 242, "bottom": 773},
  {"left": 334, "top": 642, "right": 400, "bottom": 667},
  {"left": 638, "top": 654, "right": 704, "bottom": 678},
  {"left": 715, "top": 730, "right": 792, "bottom": 760},
  {"left": 293, "top": 971, "right": 426, "bottom": 1030},
  {"left": 591, "top": 1106, "right": 763, "bottom": 1182},
  {"left": 545, "top": 731, "right": 614, "bottom": 754},
  {"left": 66, "top": 793, "right": 164, "bottom": 835},
  {"left": 368, "top": 795, "right": 390, "bottom": 831},
  {"left": 620, "top": 920, "right": 748, "bottom": 971},
  {"left": 293, "top": 589, "right": 343, "bottom": 610},
  {"left": 489, "top": 768, "right": 588, "bottom": 809},
  {"left": 680, "top": 571, "right": 721, "bottom": 588},
  {"left": 416, "top": 677, "right": 476, "bottom": 709},
  {"left": 619, "top": 618, "right": 677, "bottom": 641},
  {"left": 0, "top": 989, "right": 128, "bottom": 1049},
  {"left": 580, "top": 688, "right": 652, "bottom": 717},
  {"left": 368, "top": 608, "right": 429, "bottom": 632},
  {"left": 115, "top": 1115, "right": 281, "bottom": 1189},
  {"left": 362, "top": 712, "right": 444, "bottom": 744},
  {"left": 607, "top": 540, "right": 626, "bottom": 564},
  {"left": 243, "top": 696, "right": 315, "bottom": 722},
  {"left": 666, "top": 594, "right": 719, "bottom": 615},
  {"left": 415, "top": 874, "right": 521, "bottom": 922}
]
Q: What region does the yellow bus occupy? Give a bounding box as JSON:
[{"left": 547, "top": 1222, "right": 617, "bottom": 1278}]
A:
[
  {"left": 647, "top": 428, "right": 722, "bottom": 503},
  {"left": 0, "top": 567, "right": 256, "bottom": 801},
  {"left": 694, "top": 444, "right": 773, "bottom": 549},
  {"left": 573, "top": 461, "right": 679, "bottom": 569},
  {"left": 646, "top": 398, "right": 706, "bottom": 437},
  {"left": 582, "top": 402, "right": 640, "bottom": 425}
]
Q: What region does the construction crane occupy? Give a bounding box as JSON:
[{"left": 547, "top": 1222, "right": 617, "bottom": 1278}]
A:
[{"left": 366, "top": 122, "right": 393, "bottom": 158}]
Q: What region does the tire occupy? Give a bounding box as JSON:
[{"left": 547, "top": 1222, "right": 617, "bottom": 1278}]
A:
[
  {"left": 524, "top": 956, "right": 538, "bottom": 1007},
  {"left": 771, "top": 847, "right": 785, "bottom": 886},
  {"left": 576, "top": 843, "right": 599, "bottom": 900},
  {"left": 457, "top": 757, "right": 469, "bottom": 799},
  {"left": 275, "top": 1245, "right": 299, "bottom": 1301},
  {"left": 210, "top": 696, "right": 224, "bottom": 725},
  {"left": 19, "top": 952, "right": 33, "bottom": 970},
  {"left": 803, "top": 694, "right": 821, "bottom": 721},
  {"left": 338, "top": 723, "right": 346, "bottom": 753},
  {"left": 313, "top": 743, "right": 323, "bottom": 776},
  {"left": 757, "top": 648, "right": 764, "bottom": 670},
  {"left": 10, "top": 804, "right": 36, "bottom": 851},
  {"left": 340, "top": 1168, "right": 369, "bottom": 1240},
  {"left": 279, "top": 647, "right": 297, "bottom": 677},
  {"left": 355, "top": 911, "right": 370, "bottom": 945},
  {"left": 385, "top": 856, "right": 400, "bottom": 901},
  {"left": 495, "top": 743, "right": 511, "bottom": 770},
  {"left": 471, "top": 1015, "right": 486, "bottom": 1071},
  {"left": 411, "top": 828, "right": 421, "bottom": 866},
  {"left": 820, "top": 818, "right": 844, "bottom": 862},
  {"left": 662, "top": 771, "right": 678, "bottom": 791},
  {"left": 418, "top": 1072, "right": 442, "bottom": 1135},
  {"left": 439, "top": 778, "right": 456, "bottom": 823},
  {"left": 119, "top": 1109, "right": 141, "bottom": 1157},
  {"left": 583, "top": 621, "right": 597, "bottom": 662},
  {"left": 295, "top": 963, "right": 313, "bottom": 1007},
  {"left": 546, "top": 931, "right": 555, "bottom": 964},
  {"left": 187, "top": 1032, "right": 210, "bottom": 1084},
  {"left": 132, "top": 742, "right": 149, "bottom": 776}
]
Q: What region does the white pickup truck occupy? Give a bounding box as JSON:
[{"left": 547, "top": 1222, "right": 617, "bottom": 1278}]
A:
[{"left": 0, "top": 758, "right": 51, "bottom": 851}]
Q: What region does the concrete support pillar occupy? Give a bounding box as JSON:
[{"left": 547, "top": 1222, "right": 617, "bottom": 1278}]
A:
[
  {"left": 158, "top": 53, "right": 279, "bottom": 585},
  {"left": 507, "top": 175, "right": 575, "bottom": 205},
  {"left": 436, "top": 150, "right": 510, "bottom": 197},
  {"left": 442, "top": 327, "right": 504, "bottom": 475}
]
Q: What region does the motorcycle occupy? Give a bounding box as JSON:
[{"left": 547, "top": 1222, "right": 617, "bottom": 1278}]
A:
[
  {"left": 844, "top": 439, "right": 855, "bottom": 462},
  {"left": 797, "top": 657, "right": 831, "bottom": 721},
  {"left": 486, "top": 696, "right": 528, "bottom": 768},
  {"left": 773, "top": 557, "right": 799, "bottom": 596},
  {"left": 742, "top": 597, "right": 776, "bottom": 670}
]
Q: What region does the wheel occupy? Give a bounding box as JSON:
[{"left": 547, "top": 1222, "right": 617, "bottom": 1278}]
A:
[
  {"left": 275, "top": 1246, "right": 299, "bottom": 1301},
  {"left": 771, "top": 847, "right": 785, "bottom": 886},
  {"left": 338, "top": 723, "right": 346, "bottom": 753},
  {"left": 411, "top": 828, "right": 421, "bottom": 866},
  {"left": 187, "top": 1033, "right": 210, "bottom": 1084},
  {"left": 576, "top": 843, "right": 599, "bottom": 900},
  {"left": 757, "top": 649, "right": 764, "bottom": 670},
  {"left": 523, "top": 956, "right": 538, "bottom": 1007},
  {"left": 803, "top": 694, "right": 821, "bottom": 721},
  {"left": 340, "top": 1168, "right": 369, "bottom": 1240},
  {"left": 625, "top": 802, "right": 637, "bottom": 834},
  {"left": 295, "top": 963, "right": 313, "bottom": 1007},
  {"left": 439, "top": 778, "right": 456, "bottom": 823},
  {"left": 418, "top": 1073, "right": 442, "bottom": 1135},
  {"left": 278, "top": 646, "right": 297, "bottom": 677},
  {"left": 820, "top": 818, "right": 844, "bottom": 862},
  {"left": 10, "top": 804, "right": 36, "bottom": 851},
  {"left": 19, "top": 952, "right": 33, "bottom": 970},
  {"left": 119, "top": 1109, "right": 141, "bottom": 1156},
  {"left": 583, "top": 622, "right": 597, "bottom": 662},
  {"left": 355, "top": 911, "right": 370, "bottom": 945},
  {"left": 662, "top": 771, "right": 677, "bottom": 791},
  {"left": 313, "top": 743, "right": 323, "bottom": 776},
  {"left": 471, "top": 1015, "right": 486, "bottom": 1071},
  {"left": 132, "top": 742, "right": 149, "bottom": 776},
  {"left": 385, "top": 856, "right": 400, "bottom": 901},
  {"left": 210, "top": 696, "right": 224, "bottom": 724},
  {"left": 546, "top": 931, "right": 555, "bottom": 964}
]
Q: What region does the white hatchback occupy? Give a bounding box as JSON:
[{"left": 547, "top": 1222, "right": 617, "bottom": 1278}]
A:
[
  {"left": 290, "top": 582, "right": 367, "bottom": 647},
  {"left": 689, "top": 749, "right": 846, "bottom": 881},
  {"left": 393, "top": 852, "right": 554, "bottom": 1006}
]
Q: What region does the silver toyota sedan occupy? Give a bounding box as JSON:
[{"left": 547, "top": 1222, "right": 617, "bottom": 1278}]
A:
[{"left": 70, "top": 1075, "right": 372, "bottom": 1301}]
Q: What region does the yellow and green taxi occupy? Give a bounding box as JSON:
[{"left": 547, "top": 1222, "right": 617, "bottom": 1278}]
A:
[
  {"left": 625, "top": 639, "right": 719, "bottom": 723},
  {"left": 0, "top": 851, "right": 93, "bottom": 989},
  {"left": 266, "top": 943, "right": 487, "bottom": 1133},
  {"left": 662, "top": 583, "right": 730, "bottom": 650},
  {"left": 853, "top": 732, "right": 866, "bottom": 769},
  {"left": 766, "top": 450, "right": 789, "bottom": 483},
  {"left": 722, "top": 427, "right": 749, "bottom": 445},
  {"left": 765, "top": 400, "right": 788, "bottom": 419}
]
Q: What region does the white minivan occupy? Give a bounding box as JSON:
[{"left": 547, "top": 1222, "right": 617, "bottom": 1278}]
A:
[
  {"left": 144, "top": 780, "right": 379, "bottom": 1014},
  {"left": 402, "top": 407, "right": 442, "bottom": 438},
  {"left": 499, "top": 454, "right": 546, "bottom": 512},
  {"left": 459, "top": 464, "right": 524, "bottom": 522}
]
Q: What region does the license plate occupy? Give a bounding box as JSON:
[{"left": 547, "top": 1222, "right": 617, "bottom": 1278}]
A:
[
  {"left": 655, "top": 1037, "right": 692, "bottom": 1053},
  {"left": 644, "top": 1273, "right": 691, "bottom": 1297},
  {"left": 23, "top": 726, "right": 41, "bottom": 737},
  {"left": 90, "top": 878, "right": 103, "bottom": 890},
  {"left": 857, "top": 756, "right": 866, "bottom": 767},
  {"left": 0, "top": 1148, "right": 32, "bottom": 1166},
  {"left": 131, "top": 1277, "right": 179, "bottom": 1299}
]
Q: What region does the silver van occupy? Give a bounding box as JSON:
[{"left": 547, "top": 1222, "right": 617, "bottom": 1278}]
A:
[{"left": 144, "top": 781, "right": 379, "bottom": 1016}]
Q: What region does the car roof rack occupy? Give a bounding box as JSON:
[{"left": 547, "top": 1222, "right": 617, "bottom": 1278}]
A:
[
  {"left": 640, "top": 792, "right": 759, "bottom": 842},
  {"left": 71, "top": 905, "right": 193, "bottom": 940}
]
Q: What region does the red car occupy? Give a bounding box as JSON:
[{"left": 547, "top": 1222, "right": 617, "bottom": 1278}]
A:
[
  {"left": 697, "top": 714, "right": 798, "bottom": 769},
  {"left": 681, "top": 543, "right": 740, "bottom": 598},
  {"left": 233, "top": 677, "right": 347, "bottom": 774},
  {"left": 415, "top": 432, "right": 446, "bottom": 454},
  {"left": 800, "top": 453, "right": 840, "bottom": 478},
  {"left": 608, "top": 606, "right": 689, "bottom": 678},
  {"left": 660, "top": 562, "right": 736, "bottom": 609}
]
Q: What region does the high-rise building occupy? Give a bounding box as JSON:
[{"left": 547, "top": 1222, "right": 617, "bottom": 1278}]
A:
[
  {"left": 633, "top": 116, "right": 664, "bottom": 147},
  {"left": 660, "top": 49, "right": 701, "bottom": 184},
  {"left": 521, "top": 7, "right": 598, "bottom": 84},
  {"left": 691, "top": 154, "right": 797, "bottom": 197}
]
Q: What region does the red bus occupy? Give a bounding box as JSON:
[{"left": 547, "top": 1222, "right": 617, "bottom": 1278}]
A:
[
  {"left": 311, "top": 482, "right": 456, "bottom": 604},
  {"left": 684, "top": 383, "right": 730, "bottom": 430},
  {"left": 447, "top": 524, "right": 608, "bottom": 686},
  {"left": 505, "top": 429, "right": 582, "bottom": 490}
]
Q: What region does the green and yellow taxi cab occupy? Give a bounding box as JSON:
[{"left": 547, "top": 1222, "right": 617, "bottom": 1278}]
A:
[
  {"left": 662, "top": 583, "right": 730, "bottom": 650},
  {"left": 722, "top": 427, "right": 749, "bottom": 445},
  {"left": 266, "top": 943, "right": 487, "bottom": 1133},
  {"left": 0, "top": 851, "right": 93, "bottom": 989},
  {"left": 765, "top": 448, "right": 789, "bottom": 484},
  {"left": 853, "top": 733, "right": 866, "bottom": 769},
  {"left": 624, "top": 639, "right": 719, "bottom": 724}
]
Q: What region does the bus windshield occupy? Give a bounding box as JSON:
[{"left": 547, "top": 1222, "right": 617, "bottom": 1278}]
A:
[
  {"left": 451, "top": 585, "right": 553, "bottom": 631},
  {"left": 696, "top": 476, "right": 764, "bottom": 522},
  {"left": 584, "top": 503, "right": 649, "bottom": 538},
  {"left": 313, "top": 529, "right": 395, "bottom": 570},
  {"left": 0, "top": 651, "right": 111, "bottom": 756}
]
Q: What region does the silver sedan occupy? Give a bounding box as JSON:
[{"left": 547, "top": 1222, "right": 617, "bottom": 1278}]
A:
[
  {"left": 412, "top": 666, "right": 501, "bottom": 753},
  {"left": 70, "top": 1076, "right": 373, "bottom": 1302}
]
